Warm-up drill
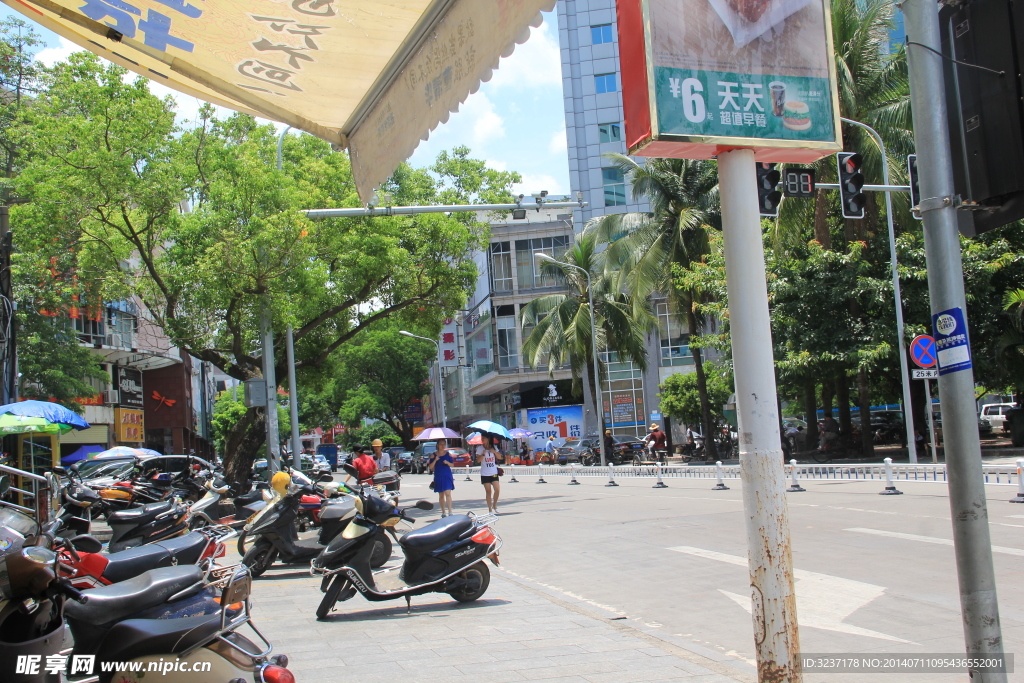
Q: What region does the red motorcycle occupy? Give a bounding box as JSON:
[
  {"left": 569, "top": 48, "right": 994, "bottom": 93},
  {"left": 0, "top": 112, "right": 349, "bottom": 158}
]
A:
[{"left": 55, "top": 525, "right": 234, "bottom": 589}]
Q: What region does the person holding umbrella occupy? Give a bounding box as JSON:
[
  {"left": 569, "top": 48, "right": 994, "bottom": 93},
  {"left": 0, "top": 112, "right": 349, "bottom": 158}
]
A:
[
  {"left": 475, "top": 433, "right": 503, "bottom": 514},
  {"left": 428, "top": 439, "right": 455, "bottom": 517}
]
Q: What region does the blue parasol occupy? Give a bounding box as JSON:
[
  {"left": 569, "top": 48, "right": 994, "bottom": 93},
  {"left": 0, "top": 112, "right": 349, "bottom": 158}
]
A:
[
  {"left": 0, "top": 400, "right": 89, "bottom": 430},
  {"left": 467, "top": 420, "right": 511, "bottom": 439}
]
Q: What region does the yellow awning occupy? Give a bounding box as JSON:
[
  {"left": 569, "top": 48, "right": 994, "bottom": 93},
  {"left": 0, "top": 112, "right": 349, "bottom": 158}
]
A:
[{"left": 4, "top": 0, "right": 554, "bottom": 200}]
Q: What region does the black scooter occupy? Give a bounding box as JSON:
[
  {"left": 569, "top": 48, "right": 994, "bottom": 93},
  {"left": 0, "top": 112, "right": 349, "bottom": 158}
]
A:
[
  {"left": 240, "top": 477, "right": 391, "bottom": 577},
  {"left": 50, "top": 466, "right": 103, "bottom": 535},
  {"left": 107, "top": 498, "right": 190, "bottom": 552},
  {"left": 311, "top": 464, "right": 502, "bottom": 620}
]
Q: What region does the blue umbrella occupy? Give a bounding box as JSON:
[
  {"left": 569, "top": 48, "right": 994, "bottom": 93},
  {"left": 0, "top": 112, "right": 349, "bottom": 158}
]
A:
[
  {"left": 467, "top": 420, "right": 511, "bottom": 439},
  {"left": 61, "top": 444, "right": 105, "bottom": 464},
  {"left": 0, "top": 400, "right": 89, "bottom": 430}
]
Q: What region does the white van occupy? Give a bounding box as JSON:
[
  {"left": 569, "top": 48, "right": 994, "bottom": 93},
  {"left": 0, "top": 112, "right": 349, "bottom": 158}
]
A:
[{"left": 980, "top": 403, "right": 1016, "bottom": 433}]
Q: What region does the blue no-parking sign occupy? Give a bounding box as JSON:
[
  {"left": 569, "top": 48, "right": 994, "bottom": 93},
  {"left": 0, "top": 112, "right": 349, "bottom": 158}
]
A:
[{"left": 932, "top": 307, "right": 972, "bottom": 375}]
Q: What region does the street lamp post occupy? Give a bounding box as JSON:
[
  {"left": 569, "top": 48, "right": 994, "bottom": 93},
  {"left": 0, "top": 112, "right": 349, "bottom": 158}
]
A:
[
  {"left": 535, "top": 253, "right": 607, "bottom": 467},
  {"left": 400, "top": 331, "right": 447, "bottom": 429}
]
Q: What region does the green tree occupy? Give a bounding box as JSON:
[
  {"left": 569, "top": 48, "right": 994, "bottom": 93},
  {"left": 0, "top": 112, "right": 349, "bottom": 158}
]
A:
[
  {"left": 520, "top": 232, "right": 655, "bottom": 439},
  {"left": 0, "top": 18, "right": 42, "bottom": 195},
  {"left": 659, "top": 362, "right": 734, "bottom": 429},
  {"left": 333, "top": 326, "right": 435, "bottom": 449},
  {"left": 587, "top": 155, "right": 722, "bottom": 455},
  {"left": 12, "top": 53, "right": 510, "bottom": 484},
  {"left": 344, "top": 420, "right": 402, "bottom": 448}
]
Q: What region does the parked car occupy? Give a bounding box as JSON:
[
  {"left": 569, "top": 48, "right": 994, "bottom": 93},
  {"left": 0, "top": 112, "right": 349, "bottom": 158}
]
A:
[
  {"left": 448, "top": 448, "right": 472, "bottom": 467},
  {"left": 69, "top": 456, "right": 135, "bottom": 481},
  {"left": 557, "top": 435, "right": 644, "bottom": 465},
  {"left": 394, "top": 451, "right": 422, "bottom": 474},
  {"left": 980, "top": 403, "right": 1016, "bottom": 433},
  {"left": 85, "top": 454, "right": 214, "bottom": 489}
]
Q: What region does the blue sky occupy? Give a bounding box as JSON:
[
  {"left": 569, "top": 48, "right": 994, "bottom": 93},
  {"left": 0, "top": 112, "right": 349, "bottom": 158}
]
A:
[{"left": 6, "top": 10, "right": 570, "bottom": 197}]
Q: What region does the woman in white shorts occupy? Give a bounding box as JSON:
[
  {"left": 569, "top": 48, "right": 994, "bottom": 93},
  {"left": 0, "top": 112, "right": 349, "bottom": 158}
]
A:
[{"left": 476, "top": 433, "right": 502, "bottom": 514}]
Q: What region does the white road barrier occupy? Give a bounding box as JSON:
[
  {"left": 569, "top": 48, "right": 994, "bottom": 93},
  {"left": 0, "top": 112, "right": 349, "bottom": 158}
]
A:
[
  {"left": 454, "top": 461, "right": 1023, "bottom": 487},
  {"left": 1012, "top": 459, "right": 1024, "bottom": 503},
  {"left": 880, "top": 457, "right": 903, "bottom": 496}
]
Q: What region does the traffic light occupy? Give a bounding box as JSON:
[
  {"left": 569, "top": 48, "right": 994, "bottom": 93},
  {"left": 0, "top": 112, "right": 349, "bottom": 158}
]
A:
[
  {"left": 907, "top": 154, "right": 922, "bottom": 221},
  {"left": 836, "top": 152, "right": 865, "bottom": 219},
  {"left": 755, "top": 162, "right": 781, "bottom": 217}
]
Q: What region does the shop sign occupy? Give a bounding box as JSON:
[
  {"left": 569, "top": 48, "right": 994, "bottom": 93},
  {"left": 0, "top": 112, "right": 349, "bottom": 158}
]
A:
[
  {"left": 113, "top": 366, "right": 144, "bottom": 408},
  {"left": 115, "top": 408, "right": 145, "bottom": 442}
]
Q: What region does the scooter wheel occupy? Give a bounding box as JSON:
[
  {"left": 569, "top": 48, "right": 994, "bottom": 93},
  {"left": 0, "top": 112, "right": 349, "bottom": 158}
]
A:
[
  {"left": 448, "top": 561, "right": 490, "bottom": 602},
  {"left": 370, "top": 531, "right": 393, "bottom": 569},
  {"left": 316, "top": 576, "right": 347, "bottom": 620},
  {"left": 241, "top": 543, "right": 277, "bottom": 578}
]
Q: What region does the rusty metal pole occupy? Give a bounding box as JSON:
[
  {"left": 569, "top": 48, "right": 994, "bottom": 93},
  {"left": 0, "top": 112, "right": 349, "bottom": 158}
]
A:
[{"left": 718, "top": 148, "right": 801, "bottom": 682}]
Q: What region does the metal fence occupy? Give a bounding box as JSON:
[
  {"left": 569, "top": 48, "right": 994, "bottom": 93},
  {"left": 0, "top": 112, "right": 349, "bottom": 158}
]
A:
[
  {"left": 0, "top": 462, "right": 53, "bottom": 516},
  {"left": 455, "top": 460, "right": 1024, "bottom": 488}
]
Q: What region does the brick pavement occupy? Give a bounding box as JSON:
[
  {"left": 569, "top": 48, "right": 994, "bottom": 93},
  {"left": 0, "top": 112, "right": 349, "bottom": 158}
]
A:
[{"left": 241, "top": 556, "right": 757, "bottom": 683}]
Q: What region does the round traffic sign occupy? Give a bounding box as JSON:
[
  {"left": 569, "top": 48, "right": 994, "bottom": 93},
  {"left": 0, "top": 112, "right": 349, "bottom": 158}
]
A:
[{"left": 910, "top": 335, "right": 937, "bottom": 369}]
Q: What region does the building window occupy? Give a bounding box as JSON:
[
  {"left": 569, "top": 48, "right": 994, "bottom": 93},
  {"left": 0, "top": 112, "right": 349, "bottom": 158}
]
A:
[
  {"left": 599, "top": 122, "right": 622, "bottom": 143},
  {"left": 594, "top": 73, "right": 617, "bottom": 94},
  {"left": 515, "top": 236, "right": 570, "bottom": 290},
  {"left": 495, "top": 305, "right": 518, "bottom": 370},
  {"left": 591, "top": 24, "right": 614, "bottom": 45},
  {"left": 656, "top": 302, "right": 692, "bottom": 366},
  {"left": 602, "top": 167, "right": 626, "bottom": 206},
  {"left": 490, "top": 241, "right": 513, "bottom": 292}
]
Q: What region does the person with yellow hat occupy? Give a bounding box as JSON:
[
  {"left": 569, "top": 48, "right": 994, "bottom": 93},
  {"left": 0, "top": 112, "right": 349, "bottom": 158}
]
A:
[
  {"left": 643, "top": 423, "right": 666, "bottom": 459},
  {"left": 371, "top": 439, "right": 391, "bottom": 471}
]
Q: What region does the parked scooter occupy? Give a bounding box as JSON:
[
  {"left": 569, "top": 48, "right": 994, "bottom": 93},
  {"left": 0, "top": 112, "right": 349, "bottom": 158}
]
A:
[
  {"left": 240, "top": 472, "right": 392, "bottom": 577},
  {"left": 49, "top": 466, "right": 104, "bottom": 535},
  {"left": 55, "top": 524, "right": 234, "bottom": 589},
  {"left": 188, "top": 476, "right": 268, "bottom": 530},
  {"left": 311, "top": 464, "right": 501, "bottom": 620},
  {"left": 0, "top": 476, "right": 292, "bottom": 683},
  {"left": 106, "top": 498, "right": 190, "bottom": 552}
]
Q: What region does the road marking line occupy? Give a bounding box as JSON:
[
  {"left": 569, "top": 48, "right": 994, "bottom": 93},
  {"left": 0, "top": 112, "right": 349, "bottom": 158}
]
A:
[
  {"left": 668, "top": 546, "right": 912, "bottom": 643},
  {"left": 844, "top": 527, "right": 1024, "bottom": 556}
]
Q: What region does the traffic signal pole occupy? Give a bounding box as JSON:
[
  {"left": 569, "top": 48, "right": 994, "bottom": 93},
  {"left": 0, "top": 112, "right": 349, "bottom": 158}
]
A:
[
  {"left": 719, "top": 148, "right": 801, "bottom": 682},
  {"left": 904, "top": 0, "right": 1006, "bottom": 678}
]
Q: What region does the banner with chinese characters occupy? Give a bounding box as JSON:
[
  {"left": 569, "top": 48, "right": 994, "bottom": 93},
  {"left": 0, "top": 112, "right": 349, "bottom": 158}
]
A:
[
  {"left": 526, "top": 405, "right": 583, "bottom": 451},
  {"left": 438, "top": 317, "right": 460, "bottom": 368},
  {"left": 2, "top": 0, "right": 554, "bottom": 200},
  {"left": 616, "top": 0, "right": 841, "bottom": 160},
  {"left": 115, "top": 408, "right": 145, "bottom": 442}
]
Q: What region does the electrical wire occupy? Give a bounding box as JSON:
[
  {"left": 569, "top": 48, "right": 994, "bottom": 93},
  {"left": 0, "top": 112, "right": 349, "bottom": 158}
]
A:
[{"left": 905, "top": 39, "right": 1006, "bottom": 76}]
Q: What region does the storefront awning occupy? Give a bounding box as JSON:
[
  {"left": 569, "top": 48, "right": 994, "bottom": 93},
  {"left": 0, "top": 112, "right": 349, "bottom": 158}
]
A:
[{"left": 4, "top": 0, "right": 554, "bottom": 200}]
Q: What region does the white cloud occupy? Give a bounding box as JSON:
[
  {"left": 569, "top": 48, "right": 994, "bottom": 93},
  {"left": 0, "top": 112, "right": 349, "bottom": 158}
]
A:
[
  {"left": 488, "top": 18, "right": 563, "bottom": 90},
  {"left": 36, "top": 37, "right": 77, "bottom": 67},
  {"left": 548, "top": 127, "right": 567, "bottom": 155},
  {"left": 513, "top": 173, "right": 566, "bottom": 197}
]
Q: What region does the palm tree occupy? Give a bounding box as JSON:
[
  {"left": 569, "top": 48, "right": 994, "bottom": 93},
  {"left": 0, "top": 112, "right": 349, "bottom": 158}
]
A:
[
  {"left": 587, "top": 156, "right": 722, "bottom": 456},
  {"left": 520, "top": 232, "right": 655, "bottom": 440}
]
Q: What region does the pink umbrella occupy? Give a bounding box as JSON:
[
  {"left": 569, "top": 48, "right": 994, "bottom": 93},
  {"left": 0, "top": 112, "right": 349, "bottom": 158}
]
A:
[
  {"left": 466, "top": 432, "right": 483, "bottom": 445},
  {"left": 413, "top": 427, "right": 462, "bottom": 441}
]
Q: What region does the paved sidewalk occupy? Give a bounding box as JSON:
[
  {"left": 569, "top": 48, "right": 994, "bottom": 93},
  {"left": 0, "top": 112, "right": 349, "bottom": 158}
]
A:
[{"left": 240, "top": 553, "right": 757, "bottom": 683}]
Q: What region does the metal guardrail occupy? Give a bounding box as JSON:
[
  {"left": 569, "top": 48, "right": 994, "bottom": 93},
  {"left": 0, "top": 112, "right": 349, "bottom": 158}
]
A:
[
  {"left": 461, "top": 460, "right": 1024, "bottom": 487},
  {"left": 0, "top": 463, "right": 52, "bottom": 516}
]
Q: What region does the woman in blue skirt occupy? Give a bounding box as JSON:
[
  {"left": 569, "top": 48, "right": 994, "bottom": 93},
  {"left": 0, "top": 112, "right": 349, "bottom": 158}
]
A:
[{"left": 428, "top": 438, "right": 455, "bottom": 517}]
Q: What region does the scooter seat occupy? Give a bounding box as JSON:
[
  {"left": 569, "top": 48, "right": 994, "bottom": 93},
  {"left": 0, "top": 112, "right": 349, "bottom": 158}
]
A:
[
  {"left": 107, "top": 500, "right": 175, "bottom": 525},
  {"left": 66, "top": 565, "right": 204, "bottom": 626},
  {"left": 399, "top": 514, "right": 474, "bottom": 552},
  {"left": 102, "top": 532, "right": 209, "bottom": 583},
  {"left": 234, "top": 488, "right": 263, "bottom": 506},
  {"left": 320, "top": 498, "right": 355, "bottom": 521},
  {"left": 93, "top": 614, "right": 251, "bottom": 678}
]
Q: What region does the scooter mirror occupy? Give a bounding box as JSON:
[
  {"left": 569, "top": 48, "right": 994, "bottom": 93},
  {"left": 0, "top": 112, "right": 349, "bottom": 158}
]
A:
[
  {"left": 52, "top": 466, "right": 67, "bottom": 477},
  {"left": 317, "top": 472, "right": 334, "bottom": 482},
  {"left": 0, "top": 475, "right": 8, "bottom": 496},
  {"left": 342, "top": 464, "right": 359, "bottom": 478},
  {"left": 414, "top": 500, "right": 434, "bottom": 510}
]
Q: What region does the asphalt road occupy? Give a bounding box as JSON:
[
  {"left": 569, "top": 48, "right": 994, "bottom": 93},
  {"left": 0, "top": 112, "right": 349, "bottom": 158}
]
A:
[{"left": 390, "top": 470, "right": 1024, "bottom": 682}]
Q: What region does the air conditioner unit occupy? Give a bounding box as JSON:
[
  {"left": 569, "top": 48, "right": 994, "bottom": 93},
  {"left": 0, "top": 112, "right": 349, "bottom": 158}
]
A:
[{"left": 102, "top": 390, "right": 119, "bottom": 405}]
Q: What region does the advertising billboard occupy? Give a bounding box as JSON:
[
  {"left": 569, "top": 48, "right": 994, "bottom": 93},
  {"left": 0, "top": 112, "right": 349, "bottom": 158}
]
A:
[
  {"left": 617, "top": 0, "right": 841, "bottom": 161},
  {"left": 526, "top": 405, "right": 584, "bottom": 451},
  {"left": 115, "top": 408, "right": 145, "bottom": 443}
]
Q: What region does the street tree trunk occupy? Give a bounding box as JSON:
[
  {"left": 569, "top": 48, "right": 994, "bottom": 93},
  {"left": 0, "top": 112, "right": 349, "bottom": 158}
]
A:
[
  {"left": 803, "top": 377, "right": 819, "bottom": 449},
  {"left": 836, "top": 371, "right": 853, "bottom": 436},
  {"left": 858, "top": 368, "right": 874, "bottom": 458},
  {"left": 224, "top": 407, "right": 265, "bottom": 488},
  {"left": 821, "top": 380, "right": 835, "bottom": 420},
  {"left": 686, "top": 305, "right": 718, "bottom": 459}
]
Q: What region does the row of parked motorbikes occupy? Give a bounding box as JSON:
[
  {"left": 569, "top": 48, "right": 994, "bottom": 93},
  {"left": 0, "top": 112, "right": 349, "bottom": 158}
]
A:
[{"left": 1, "top": 456, "right": 502, "bottom": 681}]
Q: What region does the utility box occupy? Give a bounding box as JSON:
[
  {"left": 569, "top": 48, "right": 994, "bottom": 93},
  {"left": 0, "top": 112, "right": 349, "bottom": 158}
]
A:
[
  {"left": 243, "top": 379, "right": 267, "bottom": 407},
  {"left": 941, "top": 0, "right": 1024, "bottom": 235}
]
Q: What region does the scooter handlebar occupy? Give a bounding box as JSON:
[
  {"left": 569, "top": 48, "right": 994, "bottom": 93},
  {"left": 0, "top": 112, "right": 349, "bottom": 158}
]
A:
[{"left": 59, "top": 579, "right": 89, "bottom": 604}]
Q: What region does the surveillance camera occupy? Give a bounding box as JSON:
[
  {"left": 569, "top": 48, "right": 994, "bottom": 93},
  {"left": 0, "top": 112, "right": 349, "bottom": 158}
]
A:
[
  {"left": 540, "top": 190, "right": 548, "bottom": 198},
  {"left": 368, "top": 195, "right": 380, "bottom": 208},
  {"left": 518, "top": 194, "right": 524, "bottom": 200}
]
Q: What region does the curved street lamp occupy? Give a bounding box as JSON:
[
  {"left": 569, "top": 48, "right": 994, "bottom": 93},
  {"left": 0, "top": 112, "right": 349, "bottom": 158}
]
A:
[{"left": 400, "top": 330, "right": 447, "bottom": 429}]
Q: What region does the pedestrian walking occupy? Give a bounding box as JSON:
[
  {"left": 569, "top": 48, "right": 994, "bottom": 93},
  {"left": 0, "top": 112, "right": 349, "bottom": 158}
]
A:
[
  {"left": 519, "top": 442, "right": 530, "bottom": 464},
  {"left": 371, "top": 439, "right": 390, "bottom": 470},
  {"left": 476, "top": 433, "right": 502, "bottom": 514},
  {"left": 604, "top": 429, "right": 615, "bottom": 462},
  {"left": 428, "top": 438, "right": 455, "bottom": 517}
]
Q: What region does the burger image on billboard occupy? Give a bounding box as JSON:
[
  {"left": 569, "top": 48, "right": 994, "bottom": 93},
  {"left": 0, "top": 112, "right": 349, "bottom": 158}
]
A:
[{"left": 782, "top": 101, "right": 811, "bottom": 131}]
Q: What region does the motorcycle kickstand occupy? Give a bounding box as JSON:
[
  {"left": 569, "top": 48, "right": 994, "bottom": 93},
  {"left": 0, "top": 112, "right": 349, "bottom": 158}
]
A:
[{"left": 405, "top": 595, "right": 412, "bottom": 614}]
